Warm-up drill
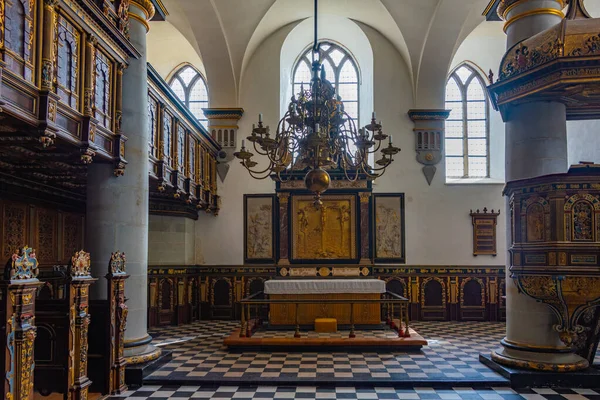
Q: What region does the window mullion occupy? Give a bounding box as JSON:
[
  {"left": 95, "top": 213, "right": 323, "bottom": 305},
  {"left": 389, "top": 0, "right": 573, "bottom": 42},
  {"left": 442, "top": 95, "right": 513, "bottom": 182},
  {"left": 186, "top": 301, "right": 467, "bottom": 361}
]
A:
[{"left": 461, "top": 80, "right": 468, "bottom": 178}]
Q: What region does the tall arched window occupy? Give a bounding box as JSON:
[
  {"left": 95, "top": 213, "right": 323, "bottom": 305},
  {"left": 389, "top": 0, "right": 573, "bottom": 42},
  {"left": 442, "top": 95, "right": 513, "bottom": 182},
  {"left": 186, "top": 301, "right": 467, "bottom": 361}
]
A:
[
  {"left": 169, "top": 65, "right": 209, "bottom": 127},
  {"left": 444, "top": 63, "right": 489, "bottom": 179},
  {"left": 293, "top": 41, "right": 360, "bottom": 128}
]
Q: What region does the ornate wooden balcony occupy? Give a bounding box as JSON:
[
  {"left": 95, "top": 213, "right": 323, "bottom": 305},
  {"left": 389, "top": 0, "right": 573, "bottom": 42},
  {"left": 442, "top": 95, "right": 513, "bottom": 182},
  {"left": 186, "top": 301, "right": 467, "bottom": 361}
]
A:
[{"left": 147, "top": 63, "right": 221, "bottom": 218}]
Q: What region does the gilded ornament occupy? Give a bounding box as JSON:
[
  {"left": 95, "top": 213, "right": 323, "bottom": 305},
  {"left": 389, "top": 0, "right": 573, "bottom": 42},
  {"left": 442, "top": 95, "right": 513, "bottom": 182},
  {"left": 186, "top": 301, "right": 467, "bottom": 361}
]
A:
[
  {"left": 109, "top": 251, "right": 127, "bottom": 274},
  {"left": 70, "top": 250, "right": 91, "bottom": 277},
  {"left": 7, "top": 247, "right": 39, "bottom": 280}
]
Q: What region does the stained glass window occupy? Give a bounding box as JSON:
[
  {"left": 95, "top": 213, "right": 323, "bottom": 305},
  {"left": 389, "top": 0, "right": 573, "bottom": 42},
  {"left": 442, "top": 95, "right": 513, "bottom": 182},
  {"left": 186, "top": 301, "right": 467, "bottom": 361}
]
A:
[
  {"left": 168, "top": 65, "right": 209, "bottom": 127},
  {"left": 444, "top": 63, "right": 489, "bottom": 179}
]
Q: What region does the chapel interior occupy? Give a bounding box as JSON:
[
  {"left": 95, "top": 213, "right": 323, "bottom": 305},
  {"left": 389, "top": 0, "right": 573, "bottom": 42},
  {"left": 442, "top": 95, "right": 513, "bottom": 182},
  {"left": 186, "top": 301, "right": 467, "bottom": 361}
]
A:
[{"left": 2, "top": 0, "right": 600, "bottom": 399}]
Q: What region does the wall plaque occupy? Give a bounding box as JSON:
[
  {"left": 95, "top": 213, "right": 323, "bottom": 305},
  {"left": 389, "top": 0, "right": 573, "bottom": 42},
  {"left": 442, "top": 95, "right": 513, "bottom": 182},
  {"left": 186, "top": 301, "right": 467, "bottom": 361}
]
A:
[
  {"left": 470, "top": 208, "right": 500, "bottom": 256},
  {"left": 373, "top": 194, "right": 406, "bottom": 263},
  {"left": 244, "top": 194, "right": 276, "bottom": 263}
]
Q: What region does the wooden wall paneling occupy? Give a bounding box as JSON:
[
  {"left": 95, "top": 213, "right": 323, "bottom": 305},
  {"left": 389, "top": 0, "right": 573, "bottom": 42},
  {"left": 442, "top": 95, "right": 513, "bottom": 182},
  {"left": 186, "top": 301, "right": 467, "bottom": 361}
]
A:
[
  {"left": 420, "top": 277, "right": 447, "bottom": 320},
  {"left": 209, "top": 277, "right": 233, "bottom": 319},
  {"left": 158, "top": 278, "right": 175, "bottom": 325},
  {"left": 34, "top": 207, "right": 59, "bottom": 265},
  {"left": 1, "top": 200, "right": 29, "bottom": 261},
  {"left": 459, "top": 277, "right": 487, "bottom": 321}
]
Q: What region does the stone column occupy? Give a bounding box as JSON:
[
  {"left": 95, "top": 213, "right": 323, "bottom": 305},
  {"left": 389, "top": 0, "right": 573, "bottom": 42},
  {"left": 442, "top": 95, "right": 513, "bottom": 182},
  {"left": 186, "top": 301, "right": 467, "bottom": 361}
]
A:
[
  {"left": 491, "top": 0, "right": 584, "bottom": 369},
  {"left": 86, "top": 0, "right": 160, "bottom": 365}
]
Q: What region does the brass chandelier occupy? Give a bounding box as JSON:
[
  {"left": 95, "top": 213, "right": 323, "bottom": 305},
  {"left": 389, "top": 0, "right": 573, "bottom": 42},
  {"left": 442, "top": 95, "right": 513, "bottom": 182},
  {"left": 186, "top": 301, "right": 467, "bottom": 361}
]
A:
[{"left": 234, "top": 0, "right": 400, "bottom": 205}]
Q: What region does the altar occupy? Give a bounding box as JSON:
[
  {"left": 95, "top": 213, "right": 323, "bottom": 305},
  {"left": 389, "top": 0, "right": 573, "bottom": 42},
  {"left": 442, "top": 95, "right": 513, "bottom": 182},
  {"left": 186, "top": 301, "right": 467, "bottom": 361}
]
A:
[{"left": 265, "top": 279, "right": 385, "bottom": 326}]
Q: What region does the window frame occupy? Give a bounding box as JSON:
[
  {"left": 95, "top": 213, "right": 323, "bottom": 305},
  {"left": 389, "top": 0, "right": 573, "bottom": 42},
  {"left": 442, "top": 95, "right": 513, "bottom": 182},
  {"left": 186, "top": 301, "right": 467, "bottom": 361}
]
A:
[
  {"left": 168, "top": 64, "right": 209, "bottom": 127},
  {"left": 292, "top": 41, "right": 361, "bottom": 129},
  {"left": 445, "top": 63, "right": 491, "bottom": 180}
]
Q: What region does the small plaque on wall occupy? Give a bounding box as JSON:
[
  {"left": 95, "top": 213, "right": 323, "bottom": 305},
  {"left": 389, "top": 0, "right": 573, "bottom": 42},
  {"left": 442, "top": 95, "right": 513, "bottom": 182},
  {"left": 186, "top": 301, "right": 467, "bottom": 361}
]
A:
[{"left": 470, "top": 208, "right": 500, "bottom": 256}]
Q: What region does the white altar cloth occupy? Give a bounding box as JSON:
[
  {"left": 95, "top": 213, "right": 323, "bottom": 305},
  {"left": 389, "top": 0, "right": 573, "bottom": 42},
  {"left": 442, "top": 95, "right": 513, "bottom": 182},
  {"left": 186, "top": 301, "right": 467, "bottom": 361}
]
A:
[{"left": 264, "top": 279, "right": 385, "bottom": 295}]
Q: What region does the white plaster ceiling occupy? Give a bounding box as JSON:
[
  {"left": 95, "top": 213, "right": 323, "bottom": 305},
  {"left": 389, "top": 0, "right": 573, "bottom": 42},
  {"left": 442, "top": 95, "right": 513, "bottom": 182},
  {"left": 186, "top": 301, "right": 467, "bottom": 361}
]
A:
[{"left": 158, "top": 0, "right": 596, "bottom": 107}]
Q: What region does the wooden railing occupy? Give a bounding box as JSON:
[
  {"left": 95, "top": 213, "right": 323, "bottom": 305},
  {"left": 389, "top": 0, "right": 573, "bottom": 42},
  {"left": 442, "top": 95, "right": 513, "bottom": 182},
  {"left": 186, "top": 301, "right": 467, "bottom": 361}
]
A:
[{"left": 239, "top": 291, "right": 411, "bottom": 339}]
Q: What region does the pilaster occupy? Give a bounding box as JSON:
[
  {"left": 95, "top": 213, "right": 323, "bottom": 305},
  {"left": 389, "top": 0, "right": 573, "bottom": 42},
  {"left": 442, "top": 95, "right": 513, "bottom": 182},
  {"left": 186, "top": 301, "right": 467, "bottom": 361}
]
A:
[{"left": 1, "top": 247, "right": 42, "bottom": 400}]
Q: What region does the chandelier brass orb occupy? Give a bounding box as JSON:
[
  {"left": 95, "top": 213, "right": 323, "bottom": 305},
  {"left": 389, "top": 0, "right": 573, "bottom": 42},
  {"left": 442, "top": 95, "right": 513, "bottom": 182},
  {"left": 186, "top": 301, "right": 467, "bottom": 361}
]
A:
[{"left": 305, "top": 168, "right": 330, "bottom": 194}]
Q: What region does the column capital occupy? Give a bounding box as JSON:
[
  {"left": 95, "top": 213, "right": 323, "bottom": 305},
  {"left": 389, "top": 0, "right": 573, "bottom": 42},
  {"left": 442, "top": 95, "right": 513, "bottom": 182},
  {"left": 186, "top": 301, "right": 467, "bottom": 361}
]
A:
[
  {"left": 203, "top": 108, "right": 245, "bottom": 122},
  {"left": 497, "top": 0, "right": 565, "bottom": 21},
  {"left": 130, "top": 0, "right": 155, "bottom": 19}
]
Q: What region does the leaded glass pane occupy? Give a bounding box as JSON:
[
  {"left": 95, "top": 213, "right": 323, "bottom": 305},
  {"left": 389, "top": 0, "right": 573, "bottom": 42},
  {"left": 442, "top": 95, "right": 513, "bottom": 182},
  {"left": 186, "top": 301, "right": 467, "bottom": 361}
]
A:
[
  {"left": 344, "top": 101, "right": 358, "bottom": 119},
  {"left": 446, "top": 101, "right": 462, "bottom": 120},
  {"left": 337, "top": 83, "right": 358, "bottom": 101},
  {"left": 445, "top": 77, "right": 461, "bottom": 101},
  {"left": 321, "top": 59, "right": 335, "bottom": 82},
  {"left": 445, "top": 138, "right": 464, "bottom": 157},
  {"left": 189, "top": 102, "right": 207, "bottom": 121},
  {"left": 468, "top": 156, "right": 487, "bottom": 177},
  {"left": 446, "top": 157, "right": 464, "bottom": 178},
  {"left": 455, "top": 66, "right": 472, "bottom": 84},
  {"left": 445, "top": 121, "right": 463, "bottom": 138},
  {"left": 467, "top": 79, "right": 485, "bottom": 101},
  {"left": 467, "top": 100, "right": 486, "bottom": 119},
  {"left": 179, "top": 66, "right": 197, "bottom": 85},
  {"left": 339, "top": 59, "right": 358, "bottom": 83},
  {"left": 294, "top": 60, "right": 311, "bottom": 85},
  {"left": 190, "top": 79, "right": 208, "bottom": 102},
  {"left": 467, "top": 120, "right": 486, "bottom": 138},
  {"left": 170, "top": 79, "right": 185, "bottom": 102},
  {"left": 468, "top": 139, "right": 487, "bottom": 156},
  {"left": 329, "top": 48, "right": 345, "bottom": 66}
]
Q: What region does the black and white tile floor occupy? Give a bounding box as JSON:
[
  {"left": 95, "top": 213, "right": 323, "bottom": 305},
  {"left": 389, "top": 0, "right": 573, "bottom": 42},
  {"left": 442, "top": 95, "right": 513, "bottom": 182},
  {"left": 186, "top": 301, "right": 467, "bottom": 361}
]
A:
[
  {"left": 108, "top": 321, "right": 600, "bottom": 400},
  {"left": 113, "top": 386, "right": 600, "bottom": 400}
]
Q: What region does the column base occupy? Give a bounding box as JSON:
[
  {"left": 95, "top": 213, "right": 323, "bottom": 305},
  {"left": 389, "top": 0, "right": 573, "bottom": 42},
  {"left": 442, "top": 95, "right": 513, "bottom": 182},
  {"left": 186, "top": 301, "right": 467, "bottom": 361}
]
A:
[
  {"left": 490, "top": 339, "right": 589, "bottom": 372},
  {"left": 125, "top": 340, "right": 162, "bottom": 365},
  {"left": 480, "top": 352, "right": 600, "bottom": 388}
]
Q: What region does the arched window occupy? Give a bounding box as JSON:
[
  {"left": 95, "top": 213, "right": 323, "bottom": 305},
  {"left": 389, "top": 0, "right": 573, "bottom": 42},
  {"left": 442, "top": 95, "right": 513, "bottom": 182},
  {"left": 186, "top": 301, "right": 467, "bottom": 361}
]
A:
[
  {"left": 444, "top": 63, "right": 489, "bottom": 179},
  {"left": 293, "top": 41, "right": 360, "bottom": 129},
  {"left": 169, "top": 65, "right": 209, "bottom": 127}
]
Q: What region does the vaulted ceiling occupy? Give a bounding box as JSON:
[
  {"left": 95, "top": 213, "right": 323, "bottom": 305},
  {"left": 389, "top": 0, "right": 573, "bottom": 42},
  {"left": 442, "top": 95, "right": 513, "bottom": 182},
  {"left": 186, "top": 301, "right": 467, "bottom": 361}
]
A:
[{"left": 156, "top": 0, "right": 599, "bottom": 108}]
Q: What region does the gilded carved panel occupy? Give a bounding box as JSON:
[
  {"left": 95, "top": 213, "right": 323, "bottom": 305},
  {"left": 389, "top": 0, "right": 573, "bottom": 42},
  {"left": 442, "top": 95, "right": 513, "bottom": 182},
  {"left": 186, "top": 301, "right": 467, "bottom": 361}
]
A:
[
  {"left": 1, "top": 201, "right": 28, "bottom": 261},
  {"left": 291, "top": 194, "right": 357, "bottom": 261}
]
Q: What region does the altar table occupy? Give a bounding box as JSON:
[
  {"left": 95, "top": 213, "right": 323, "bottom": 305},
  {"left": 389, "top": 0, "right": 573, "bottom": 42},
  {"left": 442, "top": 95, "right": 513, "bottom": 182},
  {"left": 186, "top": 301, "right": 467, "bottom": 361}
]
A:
[{"left": 264, "top": 279, "right": 385, "bottom": 326}]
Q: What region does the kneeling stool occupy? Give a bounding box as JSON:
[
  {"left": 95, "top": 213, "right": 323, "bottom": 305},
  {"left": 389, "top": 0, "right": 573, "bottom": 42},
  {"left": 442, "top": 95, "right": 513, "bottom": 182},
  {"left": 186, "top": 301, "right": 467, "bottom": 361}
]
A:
[{"left": 314, "top": 318, "right": 337, "bottom": 333}]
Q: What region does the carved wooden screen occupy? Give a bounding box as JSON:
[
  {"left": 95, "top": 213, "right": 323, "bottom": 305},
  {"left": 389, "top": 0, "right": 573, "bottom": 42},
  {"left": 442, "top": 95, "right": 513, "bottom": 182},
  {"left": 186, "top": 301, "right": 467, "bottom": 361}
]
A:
[
  {"left": 148, "top": 95, "right": 158, "bottom": 157},
  {"left": 177, "top": 125, "right": 186, "bottom": 174},
  {"left": 93, "top": 49, "right": 112, "bottom": 129},
  {"left": 163, "top": 112, "right": 173, "bottom": 167},
  {"left": 4, "top": 0, "right": 35, "bottom": 82},
  {"left": 55, "top": 14, "right": 81, "bottom": 110},
  {"left": 189, "top": 137, "right": 197, "bottom": 182}
]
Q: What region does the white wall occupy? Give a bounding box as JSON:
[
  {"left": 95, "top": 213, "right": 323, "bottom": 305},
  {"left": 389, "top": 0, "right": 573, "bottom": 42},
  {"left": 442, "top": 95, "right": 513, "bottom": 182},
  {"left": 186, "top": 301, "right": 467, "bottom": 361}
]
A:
[
  {"left": 148, "top": 215, "right": 203, "bottom": 265},
  {"left": 191, "top": 18, "right": 506, "bottom": 266},
  {"left": 147, "top": 20, "right": 207, "bottom": 80}
]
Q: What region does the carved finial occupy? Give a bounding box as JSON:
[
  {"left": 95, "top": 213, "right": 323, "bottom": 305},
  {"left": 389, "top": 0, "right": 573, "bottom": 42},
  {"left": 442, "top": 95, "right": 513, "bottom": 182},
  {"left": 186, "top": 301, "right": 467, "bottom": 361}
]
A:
[
  {"left": 69, "top": 250, "right": 91, "bottom": 277},
  {"left": 109, "top": 251, "right": 127, "bottom": 275},
  {"left": 566, "top": 0, "right": 591, "bottom": 19},
  {"left": 483, "top": 207, "right": 488, "bottom": 213},
  {"left": 488, "top": 69, "right": 494, "bottom": 84},
  {"left": 5, "top": 246, "right": 39, "bottom": 280}
]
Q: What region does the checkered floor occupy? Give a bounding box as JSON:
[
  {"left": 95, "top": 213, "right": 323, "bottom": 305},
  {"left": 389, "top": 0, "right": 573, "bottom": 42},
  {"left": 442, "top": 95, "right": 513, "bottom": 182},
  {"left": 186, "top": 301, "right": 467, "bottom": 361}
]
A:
[
  {"left": 112, "top": 385, "right": 600, "bottom": 399},
  {"left": 145, "top": 321, "right": 507, "bottom": 384}
]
